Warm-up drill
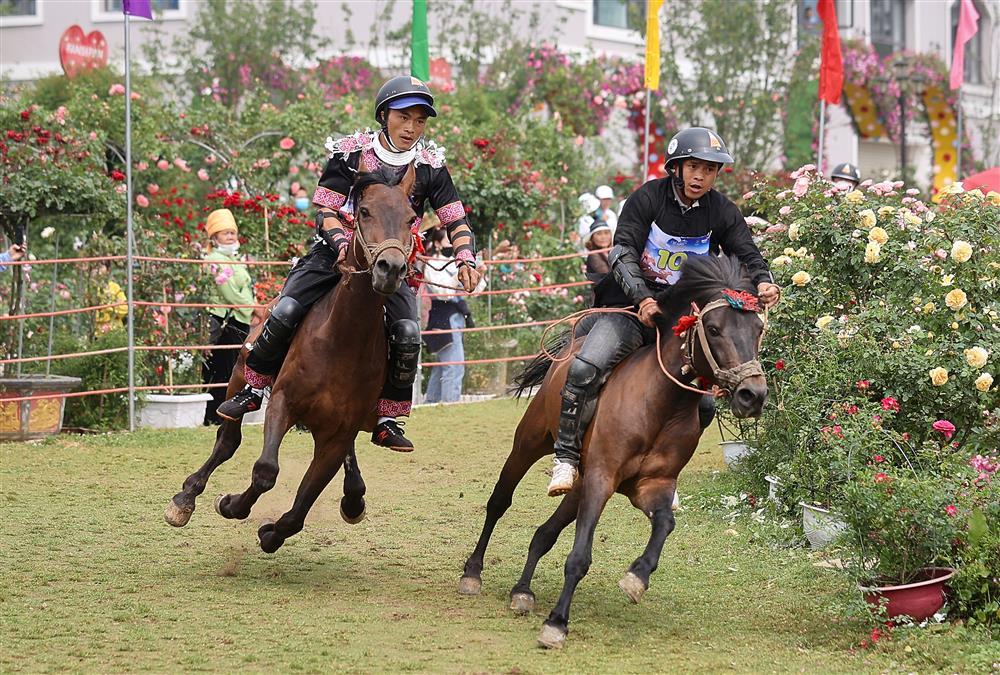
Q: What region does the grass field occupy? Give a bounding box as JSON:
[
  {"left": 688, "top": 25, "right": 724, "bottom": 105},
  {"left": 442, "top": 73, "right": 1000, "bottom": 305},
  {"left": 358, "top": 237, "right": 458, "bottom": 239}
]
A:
[{"left": 2, "top": 399, "right": 996, "bottom": 673}]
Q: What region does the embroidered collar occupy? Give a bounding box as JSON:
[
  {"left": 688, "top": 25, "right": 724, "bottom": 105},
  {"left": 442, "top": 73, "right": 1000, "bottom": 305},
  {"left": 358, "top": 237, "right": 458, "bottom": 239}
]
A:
[
  {"left": 373, "top": 131, "right": 417, "bottom": 166},
  {"left": 671, "top": 181, "right": 700, "bottom": 214}
]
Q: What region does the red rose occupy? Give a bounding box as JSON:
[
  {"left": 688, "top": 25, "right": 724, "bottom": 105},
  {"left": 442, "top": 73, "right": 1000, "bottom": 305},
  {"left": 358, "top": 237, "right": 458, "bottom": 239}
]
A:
[
  {"left": 774, "top": 359, "right": 785, "bottom": 370},
  {"left": 874, "top": 472, "right": 891, "bottom": 484},
  {"left": 856, "top": 380, "right": 870, "bottom": 390},
  {"left": 872, "top": 454, "right": 885, "bottom": 463},
  {"left": 110, "top": 170, "right": 126, "bottom": 181},
  {"left": 945, "top": 505, "right": 957, "bottom": 517},
  {"left": 880, "top": 396, "right": 899, "bottom": 412},
  {"left": 19, "top": 110, "right": 30, "bottom": 120}
]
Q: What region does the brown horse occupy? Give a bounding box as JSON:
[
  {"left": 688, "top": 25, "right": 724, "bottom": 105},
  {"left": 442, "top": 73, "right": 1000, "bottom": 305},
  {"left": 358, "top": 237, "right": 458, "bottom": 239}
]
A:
[
  {"left": 163, "top": 165, "right": 418, "bottom": 552},
  {"left": 458, "top": 254, "right": 768, "bottom": 649}
]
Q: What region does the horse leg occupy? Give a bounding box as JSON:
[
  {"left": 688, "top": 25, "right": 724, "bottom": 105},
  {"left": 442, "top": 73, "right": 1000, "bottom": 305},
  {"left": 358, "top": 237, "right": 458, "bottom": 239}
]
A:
[
  {"left": 258, "top": 435, "right": 348, "bottom": 553},
  {"left": 620, "top": 479, "right": 677, "bottom": 604},
  {"left": 459, "top": 398, "right": 550, "bottom": 596},
  {"left": 538, "top": 474, "right": 615, "bottom": 649},
  {"left": 339, "top": 443, "right": 367, "bottom": 524},
  {"left": 164, "top": 419, "right": 243, "bottom": 527},
  {"left": 508, "top": 489, "right": 582, "bottom": 615},
  {"left": 215, "top": 391, "right": 293, "bottom": 520}
]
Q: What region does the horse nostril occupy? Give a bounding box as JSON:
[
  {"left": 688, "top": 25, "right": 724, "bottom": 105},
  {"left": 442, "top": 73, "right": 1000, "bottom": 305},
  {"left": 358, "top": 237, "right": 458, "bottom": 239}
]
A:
[
  {"left": 737, "top": 388, "right": 755, "bottom": 406},
  {"left": 375, "top": 258, "right": 393, "bottom": 275}
]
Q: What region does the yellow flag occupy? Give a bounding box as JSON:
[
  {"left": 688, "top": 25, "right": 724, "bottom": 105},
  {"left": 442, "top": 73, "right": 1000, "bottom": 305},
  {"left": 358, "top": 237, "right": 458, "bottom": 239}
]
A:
[{"left": 644, "top": 0, "right": 664, "bottom": 90}]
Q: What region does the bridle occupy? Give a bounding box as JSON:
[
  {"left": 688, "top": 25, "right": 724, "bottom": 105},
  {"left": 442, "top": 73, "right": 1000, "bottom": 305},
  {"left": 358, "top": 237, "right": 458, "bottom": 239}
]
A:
[
  {"left": 673, "top": 293, "right": 768, "bottom": 396},
  {"left": 341, "top": 187, "right": 416, "bottom": 281}
]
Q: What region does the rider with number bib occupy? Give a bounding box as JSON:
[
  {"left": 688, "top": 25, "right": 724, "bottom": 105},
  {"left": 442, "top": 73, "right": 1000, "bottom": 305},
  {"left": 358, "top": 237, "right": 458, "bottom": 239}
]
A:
[
  {"left": 217, "top": 76, "right": 482, "bottom": 452},
  {"left": 546, "top": 127, "right": 781, "bottom": 497}
]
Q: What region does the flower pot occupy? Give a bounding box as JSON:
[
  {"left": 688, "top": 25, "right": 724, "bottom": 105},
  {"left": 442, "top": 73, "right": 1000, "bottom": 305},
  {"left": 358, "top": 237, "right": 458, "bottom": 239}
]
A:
[
  {"left": 139, "top": 393, "right": 213, "bottom": 429},
  {"left": 800, "top": 502, "right": 847, "bottom": 549},
  {"left": 859, "top": 567, "right": 956, "bottom": 622},
  {"left": 0, "top": 375, "right": 82, "bottom": 441},
  {"left": 720, "top": 440, "right": 753, "bottom": 466},
  {"left": 764, "top": 475, "right": 782, "bottom": 504}
]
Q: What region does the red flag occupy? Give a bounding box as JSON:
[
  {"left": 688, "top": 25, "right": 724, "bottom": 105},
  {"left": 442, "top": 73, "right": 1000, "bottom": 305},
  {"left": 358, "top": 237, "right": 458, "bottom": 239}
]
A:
[
  {"left": 950, "top": 0, "right": 980, "bottom": 90},
  {"left": 817, "top": 0, "right": 843, "bottom": 104}
]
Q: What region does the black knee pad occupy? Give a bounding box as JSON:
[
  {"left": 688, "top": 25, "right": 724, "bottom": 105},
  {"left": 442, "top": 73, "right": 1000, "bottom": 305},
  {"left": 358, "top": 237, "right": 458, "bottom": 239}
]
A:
[
  {"left": 388, "top": 319, "right": 421, "bottom": 388},
  {"left": 250, "top": 296, "right": 305, "bottom": 364},
  {"left": 566, "top": 356, "right": 601, "bottom": 394},
  {"left": 698, "top": 394, "right": 716, "bottom": 429}
]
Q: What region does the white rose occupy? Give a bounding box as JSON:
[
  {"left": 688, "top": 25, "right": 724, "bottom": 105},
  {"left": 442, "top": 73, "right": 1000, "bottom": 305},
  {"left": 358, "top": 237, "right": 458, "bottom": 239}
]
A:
[
  {"left": 40, "top": 227, "right": 55, "bottom": 239},
  {"left": 815, "top": 315, "right": 835, "bottom": 330}
]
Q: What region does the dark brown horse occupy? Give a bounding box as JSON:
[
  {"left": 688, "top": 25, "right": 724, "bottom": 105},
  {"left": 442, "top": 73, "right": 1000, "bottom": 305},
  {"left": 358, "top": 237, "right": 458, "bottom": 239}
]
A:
[
  {"left": 459, "top": 255, "right": 768, "bottom": 649},
  {"left": 163, "top": 165, "right": 418, "bottom": 552}
]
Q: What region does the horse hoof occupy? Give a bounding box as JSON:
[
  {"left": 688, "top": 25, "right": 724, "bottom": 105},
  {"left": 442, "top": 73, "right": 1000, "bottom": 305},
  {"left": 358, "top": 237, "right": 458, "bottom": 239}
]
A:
[
  {"left": 619, "top": 571, "right": 647, "bottom": 604},
  {"left": 339, "top": 499, "right": 366, "bottom": 525},
  {"left": 163, "top": 499, "right": 193, "bottom": 527},
  {"left": 537, "top": 623, "right": 567, "bottom": 650},
  {"left": 258, "top": 520, "right": 282, "bottom": 554},
  {"left": 214, "top": 494, "right": 228, "bottom": 518},
  {"left": 457, "top": 576, "right": 482, "bottom": 596},
  {"left": 509, "top": 592, "right": 535, "bottom": 615}
]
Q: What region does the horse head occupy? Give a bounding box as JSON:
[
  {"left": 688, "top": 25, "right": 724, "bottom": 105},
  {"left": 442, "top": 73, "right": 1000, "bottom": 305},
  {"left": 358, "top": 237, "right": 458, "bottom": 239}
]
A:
[
  {"left": 350, "top": 163, "right": 418, "bottom": 295},
  {"left": 665, "top": 255, "right": 768, "bottom": 418}
]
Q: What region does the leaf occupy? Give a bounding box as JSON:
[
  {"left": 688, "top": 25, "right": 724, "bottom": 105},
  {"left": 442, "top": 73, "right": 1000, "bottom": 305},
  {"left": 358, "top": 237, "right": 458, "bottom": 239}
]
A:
[{"left": 967, "top": 507, "right": 988, "bottom": 547}]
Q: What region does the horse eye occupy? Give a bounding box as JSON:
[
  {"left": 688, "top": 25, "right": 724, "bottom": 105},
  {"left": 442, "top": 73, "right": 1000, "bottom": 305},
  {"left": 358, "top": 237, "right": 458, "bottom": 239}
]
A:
[
  {"left": 359, "top": 207, "right": 370, "bottom": 219},
  {"left": 707, "top": 325, "right": 721, "bottom": 337}
]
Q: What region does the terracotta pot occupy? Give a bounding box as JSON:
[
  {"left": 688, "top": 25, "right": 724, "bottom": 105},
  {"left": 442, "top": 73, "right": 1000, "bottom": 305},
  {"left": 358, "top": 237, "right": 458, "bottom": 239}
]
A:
[{"left": 859, "top": 567, "right": 956, "bottom": 622}]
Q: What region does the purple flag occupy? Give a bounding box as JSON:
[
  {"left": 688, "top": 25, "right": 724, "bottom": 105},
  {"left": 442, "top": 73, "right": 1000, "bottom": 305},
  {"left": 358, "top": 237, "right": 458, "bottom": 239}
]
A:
[{"left": 123, "top": 0, "right": 154, "bottom": 20}]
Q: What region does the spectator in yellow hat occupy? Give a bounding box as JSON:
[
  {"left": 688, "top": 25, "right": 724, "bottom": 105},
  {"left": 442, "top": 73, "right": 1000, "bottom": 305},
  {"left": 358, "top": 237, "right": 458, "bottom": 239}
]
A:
[{"left": 202, "top": 208, "right": 264, "bottom": 424}]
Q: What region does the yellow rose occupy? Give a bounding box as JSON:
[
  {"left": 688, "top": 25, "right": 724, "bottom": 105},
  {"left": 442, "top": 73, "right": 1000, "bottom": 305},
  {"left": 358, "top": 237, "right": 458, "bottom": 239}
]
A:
[
  {"left": 845, "top": 190, "right": 864, "bottom": 204},
  {"left": 951, "top": 322, "right": 960, "bottom": 330},
  {"left": 987, "top": 191, "right": 1000, "bottom": 205},
  {"left": 951, "top": 240, "right": 972, "bottom": 263},
  {"left": 892, "top": 341, "right": 901, "bottom": 349},
  {"left": 791, "top": 271, "right": 811, "bottom": 286},
  {"left": 771, "top": 255, "right": 793, "bottom": 267},
  {"left": 878, "top": 206, "right": 896, "bottom": 218},
  {"left": 945, "top": 288, "right": 968, "bottom": 311},
  {"left": 795, "top": 247, "right": 808, "bottom": 257},
  {"left": 788, "top": 222, "right": 801, "bottom": 241},
  {"left": 922, "top": 302, "right": 936, "bottom": 314},
  {"left": 975, "top": 373, "right": 994, "bottom": 392},
  {"left": 968, "top": 188, "right": 984, "bottom": 200},
  {"left": 964, "top": 346, "right": 989, "bottom": 369},
  {"left": 941, "top": 274, "right": 955, "bottom": 286},
  {"left": 942, "top": 181, "right": 965, "bottom": 195},
  {"left": 864, "top": 241, "right": 881, "bottom": 264},
  {"left": 868, "top": 226, "right": 889, "bottom": 245},
  {"left": 929, "top": 367, "right": 949, "bottom": 386},
  {"left": 815, "top": 315, "right": 834, "bottom": 330},
  {"left": 858, "top": 209, "right": 877, "bottom": 229},
  {"left": 903, "top": 211, "right": 922, "bottom": 226},
  {"left": 783, "top": 247, "right": 796, "bottom": 256}
]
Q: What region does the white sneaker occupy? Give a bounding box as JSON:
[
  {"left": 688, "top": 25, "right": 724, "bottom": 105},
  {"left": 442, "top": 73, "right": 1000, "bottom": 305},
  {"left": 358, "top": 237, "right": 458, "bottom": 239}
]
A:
[{"left": 547, "top": 460, "right": 578, "bottom": 497}]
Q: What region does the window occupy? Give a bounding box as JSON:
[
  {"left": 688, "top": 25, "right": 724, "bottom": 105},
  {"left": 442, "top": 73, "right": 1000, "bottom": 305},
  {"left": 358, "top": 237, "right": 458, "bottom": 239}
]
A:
[
  {"left": 951, "top": 0, "right": 985, "bottom": 85},
  {"left": 592, "top": 0, "right": 644, "bottom": 32},
  {"left": 797, "top": 0, "right": 823, "bottom": 45},
  {"left": 0, "top": 0, "right": 42, "bottom": 26},
  {"left": 101, "top": 0, "right": 178, "bottom": 10},
  {"left": 870, "top": 0, "right": 906, "bottom": 58}
]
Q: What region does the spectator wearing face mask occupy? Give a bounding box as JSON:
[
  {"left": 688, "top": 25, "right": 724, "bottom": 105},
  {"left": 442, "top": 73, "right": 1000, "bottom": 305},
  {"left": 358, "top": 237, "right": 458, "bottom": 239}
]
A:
[
  {"left": 202, "top": 208, "right": 265, "bottom": 425},
  {"left": 292, "top": 185, "right": 311, "bottom": 213}
]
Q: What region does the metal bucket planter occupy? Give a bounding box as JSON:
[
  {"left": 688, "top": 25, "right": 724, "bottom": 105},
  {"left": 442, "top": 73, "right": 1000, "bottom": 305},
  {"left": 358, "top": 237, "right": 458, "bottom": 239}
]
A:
[
  {"left": 0, "top": 375, "right": 82, "bottom": 441},
  {"left": 139, "top": 393, "right": 213, "bottom": 429},
  {"left": 720, "top": 440, "right": 753, "bottom": 467},
  {"left": 764, "top": 475, "right": 783, "bottom": 505}
]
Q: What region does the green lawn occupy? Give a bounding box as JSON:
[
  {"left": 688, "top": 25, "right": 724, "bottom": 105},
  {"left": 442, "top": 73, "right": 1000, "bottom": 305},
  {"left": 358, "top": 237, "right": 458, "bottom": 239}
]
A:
[{"left": 1, "top": 399, "right": 996, "bottom": 673}]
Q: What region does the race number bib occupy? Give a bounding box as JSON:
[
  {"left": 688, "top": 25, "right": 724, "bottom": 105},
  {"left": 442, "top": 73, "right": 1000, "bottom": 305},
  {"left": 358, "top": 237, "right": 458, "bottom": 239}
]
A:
[{"left": 640, "top": 223, "right": 711, "bottom": 285}]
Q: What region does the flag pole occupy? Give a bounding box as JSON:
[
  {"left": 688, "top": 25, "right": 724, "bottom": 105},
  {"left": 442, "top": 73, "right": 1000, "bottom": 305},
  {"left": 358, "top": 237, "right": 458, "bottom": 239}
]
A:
[
  {"left": 124, "top": 10, "right": 136, "bottom": 431},
  {"left": 955, "top": 89, "right": 963, "bottom": 178},
  {"left": 817, "top": 99, "right": 826, "bottom": 171},
  {"left": 643, "top": 93, "right": 652, "bottom": 181}
]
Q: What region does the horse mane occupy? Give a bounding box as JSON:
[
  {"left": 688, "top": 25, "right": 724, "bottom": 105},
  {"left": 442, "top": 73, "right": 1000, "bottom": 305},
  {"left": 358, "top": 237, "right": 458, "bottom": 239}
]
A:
[
  {"left": 352, "top": 165, "right": 404, "bottom": 205},
  {"left": 654, "top": 255, "right": 756, "bottom": 328}
]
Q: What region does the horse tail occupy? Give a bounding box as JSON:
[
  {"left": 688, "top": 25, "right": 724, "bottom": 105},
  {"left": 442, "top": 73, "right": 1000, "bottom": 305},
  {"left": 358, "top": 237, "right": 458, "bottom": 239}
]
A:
[{"left": 511, "top": 328, "right": 572, "bottom": 399}]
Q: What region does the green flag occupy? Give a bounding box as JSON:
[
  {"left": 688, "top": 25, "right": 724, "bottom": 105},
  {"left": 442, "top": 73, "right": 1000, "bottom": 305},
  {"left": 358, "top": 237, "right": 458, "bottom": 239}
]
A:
[{"left": 411, "top": 0, "right": 429, "bottom": 81}]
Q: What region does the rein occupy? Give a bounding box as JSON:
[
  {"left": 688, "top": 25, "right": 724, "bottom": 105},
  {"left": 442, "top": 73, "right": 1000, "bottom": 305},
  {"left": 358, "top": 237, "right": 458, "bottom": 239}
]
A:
[{"left": 538, "top": 296, "right": 768, "bottom": 397}]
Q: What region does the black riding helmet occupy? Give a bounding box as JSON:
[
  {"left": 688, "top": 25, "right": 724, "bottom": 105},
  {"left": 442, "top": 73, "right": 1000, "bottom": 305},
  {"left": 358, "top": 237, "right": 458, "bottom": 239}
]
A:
[
  {"left": 373, "top": 75, "right": 438, "bottom": 124},
  {"left": 664, "top": 127, "right": 734, "bottom": 176},
  {"left": 830, "top": 162, "right": 861, "bottom": 184}
]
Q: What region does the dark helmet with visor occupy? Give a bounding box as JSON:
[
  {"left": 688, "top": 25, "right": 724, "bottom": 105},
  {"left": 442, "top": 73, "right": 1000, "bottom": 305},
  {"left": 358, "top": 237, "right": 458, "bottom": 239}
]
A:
[
  {"left": 664, "top": 127, "right": 734, "bottom": 175},
  {"left": 374, "top": 75, "right": 437, "bottom": 124},
  {"left": 830, "top": 162, "right": 861, "bottom": 184}
]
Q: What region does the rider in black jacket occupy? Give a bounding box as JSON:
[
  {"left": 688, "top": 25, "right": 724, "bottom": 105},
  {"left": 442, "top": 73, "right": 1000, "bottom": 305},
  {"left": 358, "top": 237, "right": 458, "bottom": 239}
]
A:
[{"left": 547, "top": 127, "right": 781, "bottom": 496}]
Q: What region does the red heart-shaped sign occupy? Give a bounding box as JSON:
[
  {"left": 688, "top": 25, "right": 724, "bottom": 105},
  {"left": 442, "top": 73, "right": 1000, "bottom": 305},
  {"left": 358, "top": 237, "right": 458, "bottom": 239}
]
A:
[{"left": 59, "top": 25, "right": 109, "bottom": 79}]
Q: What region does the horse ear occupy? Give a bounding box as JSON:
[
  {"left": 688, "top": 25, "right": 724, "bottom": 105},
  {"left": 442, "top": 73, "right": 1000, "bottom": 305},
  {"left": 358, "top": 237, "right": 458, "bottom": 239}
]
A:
[{"left": 400, "top": 162, "right": 417, "bottom": 196}]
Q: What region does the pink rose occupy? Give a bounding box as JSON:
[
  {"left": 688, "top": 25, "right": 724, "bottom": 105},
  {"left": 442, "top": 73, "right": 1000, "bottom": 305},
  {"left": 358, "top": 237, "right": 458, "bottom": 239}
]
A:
[
  {"left": 779, "top": 205, "right": 792, "bottom": 216},
  {"left": 108, "top": 84, "right": 126, "bottom": 96},
  {"left": 289, "top": 165, "right": 299, "bottom": 175},
  {"left": 89, "top": 131, "right": 98, "bottom": 140},
  {"left": 136, "top": 194, "right": 149, "bottom": 208},
  {"left": 290, "top": 181, "right": 301, "bottom": 193},
  {"left": 136, "top": 161, "right": 148, "bottom": 171},
  {"left": 157, "top": 159, "right": 170, "bottom": 170},
  {"left": 575, "top": 135, "right": 585, "bottom": 146},
  {"left": 279, "top": 137, "right": 295, "bottom": 150},
  {"left": 197, "top": 168, "right": 210, "bottom": 181},
  {"left": 792, "top": 176, "right": 809, "bottom": 198},
  {"left": 344, "top": 104, "right": 354, "bottom": 114},
  {"left": 173, "top": 157, "right": 190, "bottom": 171},
  {"left": 945, "top": 505, "right": 958, "bottom": 517},
  {"left": 932, "top": 419, "right": 956, "bottom": 440},
  {"left": 147, "top": 183, "right": 160, "bottom": 194},
  {"left": 130, "top": 91, "right": 141, "bottom": 100},
  {"left": 205, "top": 154, "right": 217, "bottom": 165}
]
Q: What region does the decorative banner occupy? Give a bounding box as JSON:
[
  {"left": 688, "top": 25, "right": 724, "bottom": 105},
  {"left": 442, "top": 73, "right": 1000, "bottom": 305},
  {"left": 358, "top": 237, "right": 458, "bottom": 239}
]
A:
[
  {"left": 59, "top": 25, "right": 109, "bottom": 78},
  {"left": 842, "top": 82, "right": 887, "bottom": 138},
  {"left": 411, "top": 0, "right": 429, "bottom": 81},
  {"left": 429, "top": 57, "right": 454, "bottom": 93},
  {"left": 922, "top": 86, "right": 958, "bottom": 201},
  {"left": 644, "top": 0, "right": 663, "bottom": 91}
]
